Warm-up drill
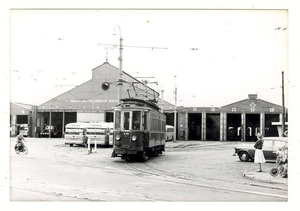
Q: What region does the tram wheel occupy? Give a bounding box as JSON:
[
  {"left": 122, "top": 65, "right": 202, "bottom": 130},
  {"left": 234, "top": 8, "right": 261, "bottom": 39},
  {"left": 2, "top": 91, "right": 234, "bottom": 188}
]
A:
[{"left": 142, "top": 152, "right": 149, "bottom": 161}]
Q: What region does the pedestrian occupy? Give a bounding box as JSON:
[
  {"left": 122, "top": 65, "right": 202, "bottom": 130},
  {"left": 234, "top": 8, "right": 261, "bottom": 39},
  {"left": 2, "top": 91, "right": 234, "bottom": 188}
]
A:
[
  {"left": 82, "top": 128, "right": 88, "bottom": 147},
  {"left": 253, "top": 133, "right": 266, "bottom": 172}
]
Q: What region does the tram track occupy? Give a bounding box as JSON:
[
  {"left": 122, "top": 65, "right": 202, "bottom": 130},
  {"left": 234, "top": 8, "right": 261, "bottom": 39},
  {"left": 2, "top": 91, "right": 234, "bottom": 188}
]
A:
[
  {"left": 49, "top": 145, "right": 289, "bottom": 197},
  {"left": 125, "top": 160, "right": 288, "bottom": 200},
  {"left": 11, "top": 142, "right": 288, "bottom": 201}
]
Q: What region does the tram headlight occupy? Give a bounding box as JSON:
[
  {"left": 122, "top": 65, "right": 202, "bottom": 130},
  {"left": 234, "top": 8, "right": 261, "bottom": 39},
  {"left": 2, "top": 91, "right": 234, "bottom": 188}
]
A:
[
  {"left": 116, "top": 135, "right": 121, "bottom": 141},
  {"left": 132, "top": 136, "right": 137, "bottom": 141}
]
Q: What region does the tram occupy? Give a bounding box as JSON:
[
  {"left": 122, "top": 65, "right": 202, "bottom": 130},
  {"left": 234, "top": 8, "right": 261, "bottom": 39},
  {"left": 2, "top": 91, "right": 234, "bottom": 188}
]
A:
[{"left": 111, "top": 98, "right": 166, "bottom": 160}]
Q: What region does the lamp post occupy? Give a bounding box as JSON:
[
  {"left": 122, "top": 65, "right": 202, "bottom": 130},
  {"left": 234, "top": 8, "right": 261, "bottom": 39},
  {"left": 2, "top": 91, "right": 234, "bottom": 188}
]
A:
[{"left": 113, "top": 25, "right": 123, "bottom": 103}]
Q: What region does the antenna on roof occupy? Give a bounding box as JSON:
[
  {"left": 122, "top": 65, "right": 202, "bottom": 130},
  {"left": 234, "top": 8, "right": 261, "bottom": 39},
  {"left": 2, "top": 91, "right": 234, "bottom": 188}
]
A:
[
  {"left": 106, "top": 48, "right": 108, "bottom": 62},
  {"left": 104, "top": 47, "right": 113, "bottom": 63}
]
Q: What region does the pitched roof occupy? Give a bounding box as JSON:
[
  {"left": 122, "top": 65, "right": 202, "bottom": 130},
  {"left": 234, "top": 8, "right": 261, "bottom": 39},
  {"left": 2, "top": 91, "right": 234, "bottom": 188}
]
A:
[
  {"left": 37, "top": 62, "right": 173, "bottom": 110},
  {"left": 10, "top": 102, "right": 31, "bottom": 115}
]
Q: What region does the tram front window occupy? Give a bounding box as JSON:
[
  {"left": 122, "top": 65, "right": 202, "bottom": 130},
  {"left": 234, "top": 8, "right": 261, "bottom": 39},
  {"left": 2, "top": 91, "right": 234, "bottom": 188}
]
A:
[
  {"left": 115, "top": 111, "right": 121, "bottom": 130},
  {"left": 132, "top": 111, "right": 141, "bottom": 130},
  {"left": 123, "top": 112, "right": 130, "bottom": 130}
]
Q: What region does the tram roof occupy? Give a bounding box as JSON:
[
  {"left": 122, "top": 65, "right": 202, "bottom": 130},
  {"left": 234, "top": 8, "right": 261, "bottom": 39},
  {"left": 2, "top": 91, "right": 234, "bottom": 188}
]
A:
[{"left": 119, "top": 98, "right": 160, "bottom": 111}]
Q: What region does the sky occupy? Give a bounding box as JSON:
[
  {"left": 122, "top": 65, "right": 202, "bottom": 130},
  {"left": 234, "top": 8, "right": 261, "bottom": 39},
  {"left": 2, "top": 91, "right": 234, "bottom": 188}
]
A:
[{"left": 10, "top": 9, "right": 288, "bottom": 107}]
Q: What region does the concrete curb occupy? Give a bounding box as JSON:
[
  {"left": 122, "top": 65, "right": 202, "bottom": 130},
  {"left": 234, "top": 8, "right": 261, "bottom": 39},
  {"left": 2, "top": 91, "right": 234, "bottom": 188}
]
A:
[{"left": 243, "top": 170, "right": 287, "bottom": 185}]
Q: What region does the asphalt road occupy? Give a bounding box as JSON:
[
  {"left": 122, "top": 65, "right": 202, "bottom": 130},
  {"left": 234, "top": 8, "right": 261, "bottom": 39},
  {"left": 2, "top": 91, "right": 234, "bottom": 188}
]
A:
[{"left": 10, "top": 138, "right": 287, "bottom": 202}]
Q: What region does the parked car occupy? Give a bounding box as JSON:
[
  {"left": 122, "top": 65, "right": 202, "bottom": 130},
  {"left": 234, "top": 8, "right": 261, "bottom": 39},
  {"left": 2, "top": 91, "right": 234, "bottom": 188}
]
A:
[
  {"left": 40, "top": 125, "right": 59, "bottom": 137},
  {"left": 233, "top": 137, "right": 288, "bottom": 162},
  {"left": 19, "top": 124, "right": 29, "bottom": 137}
]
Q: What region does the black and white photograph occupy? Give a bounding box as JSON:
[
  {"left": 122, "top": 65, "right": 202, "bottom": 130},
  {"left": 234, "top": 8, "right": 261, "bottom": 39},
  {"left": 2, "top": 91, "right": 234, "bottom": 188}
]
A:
[{"left": 1, "top": 1, "right": 300, "bottom": 210}]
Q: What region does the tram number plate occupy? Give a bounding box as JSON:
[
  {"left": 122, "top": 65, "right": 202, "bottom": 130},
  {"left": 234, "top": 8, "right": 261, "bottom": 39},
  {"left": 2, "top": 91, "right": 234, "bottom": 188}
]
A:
[{"left": 123, "top": 132, "right": 130, "bottom": 136}]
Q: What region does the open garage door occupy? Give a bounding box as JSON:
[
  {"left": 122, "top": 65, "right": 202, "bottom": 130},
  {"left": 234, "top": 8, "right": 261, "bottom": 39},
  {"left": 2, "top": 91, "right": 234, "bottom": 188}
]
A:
[
  {"left": 245, "top": 114, "right": 260, "bottom": 141},
  {"left": 188, "top": 113, "right": 202, "bottom": 140},
  {"left": 206, "top": 114, "right": 220, "bottom": 141},
  {"left": 265, "top": 114, "right": 280, "bottom": 137},
  {"left": 227, "top": 114, "right": 241, "bottom": 141}
]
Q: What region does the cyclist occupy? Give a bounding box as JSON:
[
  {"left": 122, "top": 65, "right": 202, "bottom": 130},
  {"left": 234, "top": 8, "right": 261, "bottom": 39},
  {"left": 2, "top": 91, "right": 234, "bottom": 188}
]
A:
[{"left": 16, "top": 133, "right": 26, "bottom": 151}]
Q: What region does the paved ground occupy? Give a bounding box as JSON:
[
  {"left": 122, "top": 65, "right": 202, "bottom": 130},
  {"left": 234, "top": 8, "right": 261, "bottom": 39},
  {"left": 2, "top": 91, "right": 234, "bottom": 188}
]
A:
[
  {"left": 167, "top": 140, "right": 288, "bottom": 185},
  {"left": 9, "top": 138, "right": 289, "bottom": 202}
]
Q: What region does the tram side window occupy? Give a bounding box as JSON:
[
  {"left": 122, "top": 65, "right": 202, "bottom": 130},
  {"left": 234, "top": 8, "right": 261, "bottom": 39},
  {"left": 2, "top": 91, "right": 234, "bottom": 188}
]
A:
[
  {"left": 115, "top": 111, "right": 121, "bottom": 130},
  {"left": 143, "top": 112, "right": 148, "bottom": 130},
  {"left": 132, "top": 111, "right": 141, "bottom": 130},
  {"left": 162, "top": 121, "right": 166, "bottom": 132},
  {"left": 123, "top": 112, "right": 130, "bottom": 130},
  {"left": 158, "top": 119, "right": 161, "bottom": 132}
]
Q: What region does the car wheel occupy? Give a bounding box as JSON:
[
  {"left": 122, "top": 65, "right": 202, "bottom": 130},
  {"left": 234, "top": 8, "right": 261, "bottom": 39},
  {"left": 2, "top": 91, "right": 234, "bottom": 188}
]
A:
[{"left": 239, "top": 152, "right": 250, "bottom": 162}]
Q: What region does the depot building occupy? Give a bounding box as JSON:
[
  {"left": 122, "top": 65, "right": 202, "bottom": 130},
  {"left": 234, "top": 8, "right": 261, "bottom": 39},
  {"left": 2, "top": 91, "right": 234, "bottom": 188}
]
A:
[{"left": 10, "top": 62, "right": 288, "bottom": 141}]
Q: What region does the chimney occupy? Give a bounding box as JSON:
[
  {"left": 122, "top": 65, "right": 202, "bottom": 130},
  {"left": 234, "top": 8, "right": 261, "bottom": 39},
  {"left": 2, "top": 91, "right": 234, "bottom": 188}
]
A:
[{"left": 248, "top": 94, "right": 258, "bottom": 100}]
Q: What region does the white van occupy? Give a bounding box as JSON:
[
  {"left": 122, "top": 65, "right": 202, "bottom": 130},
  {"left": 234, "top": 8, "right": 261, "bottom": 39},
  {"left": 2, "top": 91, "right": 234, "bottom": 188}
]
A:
[{"left": 165, "top": 125, "right": 174, "bottom": 141}]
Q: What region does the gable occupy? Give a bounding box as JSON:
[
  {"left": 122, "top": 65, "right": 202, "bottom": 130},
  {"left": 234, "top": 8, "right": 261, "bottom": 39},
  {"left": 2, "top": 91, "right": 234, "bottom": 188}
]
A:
[{"left": 221, "top": 98, "right": 282, "bottom": 113}]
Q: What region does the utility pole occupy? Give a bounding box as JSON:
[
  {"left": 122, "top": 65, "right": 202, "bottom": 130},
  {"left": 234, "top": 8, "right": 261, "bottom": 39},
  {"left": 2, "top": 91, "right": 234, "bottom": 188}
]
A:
[
  {"left": 281, "top": 71, "right": 286, "bottom": 136},
  {"left": 100, "top": 32, "right": 167, "bottom": 103},
  {"left": 173, "top": 87, "right": 177, "bottom": 143},
  {"left": 113, "top": 25, "right": 123, "bottom": 103}
]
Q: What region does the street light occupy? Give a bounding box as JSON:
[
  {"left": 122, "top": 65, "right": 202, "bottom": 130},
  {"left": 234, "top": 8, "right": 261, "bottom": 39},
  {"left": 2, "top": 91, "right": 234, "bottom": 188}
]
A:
[{"left": 113, "top": 25, "right": 123, "bottom": 102}]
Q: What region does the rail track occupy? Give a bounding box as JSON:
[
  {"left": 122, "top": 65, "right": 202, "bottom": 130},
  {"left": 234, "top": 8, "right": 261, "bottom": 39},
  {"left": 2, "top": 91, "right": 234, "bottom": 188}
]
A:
[
  {"left": 11, "top": 142, "right": 288, "bottom": 201},
  {"left": 125, "top": 160, "right": 288, "bottom": 200}
]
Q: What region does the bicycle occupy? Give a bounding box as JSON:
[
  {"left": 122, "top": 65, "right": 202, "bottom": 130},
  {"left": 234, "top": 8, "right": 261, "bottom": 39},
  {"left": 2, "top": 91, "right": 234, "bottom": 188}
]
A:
[{"left": 14, "top": 143, "right": 28, "bottom": 155}]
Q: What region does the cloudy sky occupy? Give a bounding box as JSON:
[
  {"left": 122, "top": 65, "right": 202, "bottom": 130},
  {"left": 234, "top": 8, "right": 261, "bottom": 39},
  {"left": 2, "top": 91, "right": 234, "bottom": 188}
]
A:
[{"left": 10, "top": 9, "right": 288, "bottom": 107}]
